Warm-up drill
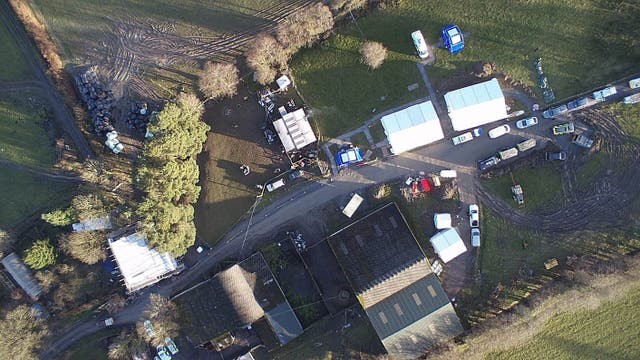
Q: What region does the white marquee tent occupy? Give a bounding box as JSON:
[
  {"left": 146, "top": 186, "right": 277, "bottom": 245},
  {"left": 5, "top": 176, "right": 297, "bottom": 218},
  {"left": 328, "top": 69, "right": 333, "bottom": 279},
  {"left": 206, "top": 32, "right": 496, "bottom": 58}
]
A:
[
  {"left": 273, "top": 108, "right": 317, "bottom": 152},
  {"left": 430, "top": 228, "right": 467, "bottom": 263},
  {"left": 380, "top": 100, "right": 444, "bottom": 154},
  {"left": 433, "top": 213, "right": 452, "bottom": 229},
  {"left": 444, "top": 78, "right": 508, "bottom": 131}
]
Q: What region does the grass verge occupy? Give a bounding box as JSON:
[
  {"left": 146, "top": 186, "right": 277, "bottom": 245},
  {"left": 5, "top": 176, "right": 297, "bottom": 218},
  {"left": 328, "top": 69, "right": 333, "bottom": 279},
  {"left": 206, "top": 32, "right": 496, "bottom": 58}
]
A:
[
  {"left": 0, "top": 19, "right": 31, "bottom": 80},
  {"left": 61, "top": 327, "right": 121, "bottom": 360}
]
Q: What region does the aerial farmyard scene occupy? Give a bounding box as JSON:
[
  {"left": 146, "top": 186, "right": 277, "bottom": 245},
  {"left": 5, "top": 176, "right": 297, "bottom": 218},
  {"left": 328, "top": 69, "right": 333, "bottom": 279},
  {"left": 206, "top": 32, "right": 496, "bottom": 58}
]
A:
[{"left": 0, "top": 0, "right": 639, "bottom": 359}]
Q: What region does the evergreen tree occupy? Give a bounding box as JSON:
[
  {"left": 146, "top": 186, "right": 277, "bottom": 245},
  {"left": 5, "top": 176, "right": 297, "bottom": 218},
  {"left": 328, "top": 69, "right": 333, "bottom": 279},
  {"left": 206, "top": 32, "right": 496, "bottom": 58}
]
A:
[{"left": 23, "top": 239, "right": 57, "bottom": 270}]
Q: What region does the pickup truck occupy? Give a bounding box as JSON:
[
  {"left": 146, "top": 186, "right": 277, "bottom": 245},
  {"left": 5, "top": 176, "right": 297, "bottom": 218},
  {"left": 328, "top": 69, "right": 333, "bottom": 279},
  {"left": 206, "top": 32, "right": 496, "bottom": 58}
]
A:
[
  {"left": 452, "top": 132, "right": 474, "bottom": 145},
  {"left": 478, "top": 155, "right": 501, "bottom": 171},
  {"left": 553, "top": 122, "right": 575, "bottom": 135},
  {"left": 593, "top": 86, "right": 617, "bottom": 101}
]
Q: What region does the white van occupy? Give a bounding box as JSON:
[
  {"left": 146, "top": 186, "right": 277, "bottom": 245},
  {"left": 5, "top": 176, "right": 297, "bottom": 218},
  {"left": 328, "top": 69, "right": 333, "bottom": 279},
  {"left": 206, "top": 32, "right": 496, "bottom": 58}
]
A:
[
  {"left": 629, "top": 78, "right": 640, "bottom": 89},
  {"left": 439, "top": 169, "right": 457, "bottom": 178},
  {"left": 451, "top": 132, "right": 474, "bottom": 145},
  {"left": 266, "top": 178, "right": 285, "bottom": 192},
  {"left": 411, "top": 30, "right": 429, "bottom": 59}
]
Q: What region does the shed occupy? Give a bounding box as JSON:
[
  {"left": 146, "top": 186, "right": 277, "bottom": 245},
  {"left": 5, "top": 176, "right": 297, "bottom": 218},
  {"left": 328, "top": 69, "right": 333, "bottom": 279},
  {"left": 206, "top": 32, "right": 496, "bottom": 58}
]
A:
[
  {"left": 380, "top": 100, "right": 444, "bottom": 154},
  {"left": 72, "top": 216, "right": 112, "bottom": 232},
  {"left": 433, "top": 213, "right": 452, "bottom": 229},
  {"left": 430, "top": 228, "right": 467, "bottom": 263},
  {"left": 273, "top": 108, "right": 317, "bottom": 152},
  {"left": 1, "top": 253, "right": 43, "bottom": 300},
  {"left": 444, "top": 78, "right": 508, "bottom": 131},
  {"left": 342, "top": 193, "right": 364, "bottom": 218}
]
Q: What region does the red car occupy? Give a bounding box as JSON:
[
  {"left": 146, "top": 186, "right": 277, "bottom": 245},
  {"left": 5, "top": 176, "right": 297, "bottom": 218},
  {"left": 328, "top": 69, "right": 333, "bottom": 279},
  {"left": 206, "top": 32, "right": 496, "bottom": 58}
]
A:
[
  {"left": 419, "top": 178, "right": 431, "bottom": 192},
  {"left": 411, "top": 181, "right": 420, "bottom": 194}
]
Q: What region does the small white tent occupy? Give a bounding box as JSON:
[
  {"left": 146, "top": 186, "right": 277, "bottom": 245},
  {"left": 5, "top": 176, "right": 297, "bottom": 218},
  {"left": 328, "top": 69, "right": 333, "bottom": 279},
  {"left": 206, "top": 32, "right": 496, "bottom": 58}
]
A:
[
  {"left": 430, "top": 228, "right": 467, "bottom": 263},
  {"left": 380, "top": 100, "right": 444, "bottom": 154},
  {"left": 433, "top": 213, "right": 452, "bottom": 229},
  {"left": 444, "top": 78, "right": 507, "bottom": 131}
]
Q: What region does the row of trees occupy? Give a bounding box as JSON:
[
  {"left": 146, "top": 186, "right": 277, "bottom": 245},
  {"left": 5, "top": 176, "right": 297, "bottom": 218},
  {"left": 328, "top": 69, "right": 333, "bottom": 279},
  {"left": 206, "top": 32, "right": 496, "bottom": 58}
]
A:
[{"left": 135, "top": 93, "right": 210, "bottom": 257}]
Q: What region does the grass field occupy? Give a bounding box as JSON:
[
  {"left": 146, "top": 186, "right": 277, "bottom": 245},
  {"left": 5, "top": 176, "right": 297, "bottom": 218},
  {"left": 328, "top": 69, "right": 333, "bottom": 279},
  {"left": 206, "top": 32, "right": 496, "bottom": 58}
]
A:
[
  {"left": 481, "top": 164, "right": 563, "bottom": 212},
  {"left": 0, "top": 18, "right": 31, "bottom": 81},
  {"left": 609, "top": 102, "right": 640, "bottom": 142},
  {"left": 0, "top": 166, "right": 74, "bottom": 229},
  {"left": 487, "top": 285, "right": 640, "bottom": 360},
  {"left": 0, "top": 91, "right": 56, "bottom": 167},
  {"left": 62, "top": 327, "right": 120, "bottom": 360},
  {"left": 576, "top": 152, "right": 608, "bottom": 187}
]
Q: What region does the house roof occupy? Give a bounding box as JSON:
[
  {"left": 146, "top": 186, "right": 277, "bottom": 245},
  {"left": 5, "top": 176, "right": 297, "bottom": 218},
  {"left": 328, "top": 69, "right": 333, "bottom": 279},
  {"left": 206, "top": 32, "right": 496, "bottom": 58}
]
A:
[
  {"left": 1, "top": 253, "right": 43, "bottom": 300},
  {"left": 273, "top": 108, "right": 317, "bottom": 152},
  {"left": 444, "top": 78, "right": 507, "bottom": 131},
  {"left": 173, "top": 253, "right": 302, "bottom": 347},
  {"left": 380, "top": 100, "right": 444, "bottom": 154},
  {"left": 108, "top": 232, "right": 178, "bottom": 292},
  {"left": 430, "top": 228, "right": 467, "bottom": 263}
]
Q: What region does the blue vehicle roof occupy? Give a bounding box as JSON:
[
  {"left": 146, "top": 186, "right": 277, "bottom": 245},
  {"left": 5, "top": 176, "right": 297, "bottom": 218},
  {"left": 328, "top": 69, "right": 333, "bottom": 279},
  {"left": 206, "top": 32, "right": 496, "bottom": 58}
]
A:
[
  {"left": 441, "top": 24, "right": 464, "bottom": 54},
  {"left": 336, "top": 147, "right": 364, "bottom": 167}
]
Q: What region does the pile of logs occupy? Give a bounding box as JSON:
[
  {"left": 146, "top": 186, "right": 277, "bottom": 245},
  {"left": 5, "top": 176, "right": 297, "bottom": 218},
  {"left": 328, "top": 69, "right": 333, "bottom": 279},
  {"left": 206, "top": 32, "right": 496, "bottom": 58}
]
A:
[{"left": 75, "top": 68, "right": 114, "bottom": 136}]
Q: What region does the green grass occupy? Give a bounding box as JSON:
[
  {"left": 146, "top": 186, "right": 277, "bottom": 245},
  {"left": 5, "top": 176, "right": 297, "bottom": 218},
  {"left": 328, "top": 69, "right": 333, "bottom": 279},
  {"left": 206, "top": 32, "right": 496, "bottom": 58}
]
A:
[
  {"left": 369, "top": 120, "right": 387, "bottom": 144},
  {"left": 349, "top": 131, "right": 370, "bottom": 149},
  {"left": 0, "top": 20, "right": 31, "bottom": 81},
  {"left": 62, "top": 327, "right": 121, "bottom": 360},
  {"left": 292, "top": 33, "right": 428, "bottom": 138},
  {"left": 487, "top": 285, "right": 640, "bottom": 360},
  {"left": 576, "top": 152, "right": 608, "bottom": 187},
  {"left": 609, "top": 102, "right": 640, "bottom": 142},
  {"left": 0, "top": 166, "right": 74, "bottom": 229},
  {"left": 482, "top": 164, "right": 563, "bottom": 212},
  {"left": 0, "top": 91, "right": 56, "bottom": 167}
]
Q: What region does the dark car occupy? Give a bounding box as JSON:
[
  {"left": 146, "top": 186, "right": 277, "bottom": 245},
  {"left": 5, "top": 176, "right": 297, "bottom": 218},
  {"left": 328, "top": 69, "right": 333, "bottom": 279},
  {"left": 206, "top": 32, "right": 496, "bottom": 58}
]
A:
[
  {"left": 478, "top": 155, "right": 501, "bottom": 171},
  {"left": 545, "top": 151, "right": 566, "bottom": 161},
  {"left": 289, "top": 169, "right": 304, "bottom": 180},
  {"left": 567, "top": 97, "right": 589, "bottom": 110},
  {"left": 542, "top": 104, "right": 569, "bottom": 119},
  {"left": 264, "top": 129, "right": 276, "bottom": 145}
]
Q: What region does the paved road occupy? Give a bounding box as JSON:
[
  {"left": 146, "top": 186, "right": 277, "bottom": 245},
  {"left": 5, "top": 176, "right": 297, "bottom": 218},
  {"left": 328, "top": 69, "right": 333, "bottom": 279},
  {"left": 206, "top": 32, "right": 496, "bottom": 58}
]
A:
[{"left": 0, "top": 3, "right": 94, "bottom": 160}]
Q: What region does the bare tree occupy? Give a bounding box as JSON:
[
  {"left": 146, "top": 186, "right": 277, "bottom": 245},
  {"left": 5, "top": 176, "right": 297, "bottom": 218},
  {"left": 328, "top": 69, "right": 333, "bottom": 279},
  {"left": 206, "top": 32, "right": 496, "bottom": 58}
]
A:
[
  {"left": 277, "top": 3, "right": 334, "bottom": 54},
  {"left": 329, "top": 0, "right": 368, "bottom": 18},
  {"left": 108, "top": 329, "right": 146, "bottom": 360},
  {"left": 59, "top": 231, "right": 107, "bottom": 265},
  {"left": 0, "top": 305, "right": 49, "bottom": 359},
  {"left": 198, "top": 62, "right": 240, "bottom": 100},
  {"left": 245, "top": 33, "right": 289, "bottom": 85},
  {"left": 137, "top": 294, "right": 179, "bottom": 346},
  {"left": 360, "top": 41, "right": 388, "bottom": 69}
]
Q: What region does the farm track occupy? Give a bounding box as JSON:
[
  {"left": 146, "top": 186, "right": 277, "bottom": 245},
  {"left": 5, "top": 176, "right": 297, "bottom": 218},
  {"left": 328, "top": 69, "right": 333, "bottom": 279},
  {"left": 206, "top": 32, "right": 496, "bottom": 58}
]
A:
[
  {"left": 0, "top": 158, "right": 84, "bottom": 183},
  {"left": 0, "top": 2, "right": 94, "bottom": 160}
]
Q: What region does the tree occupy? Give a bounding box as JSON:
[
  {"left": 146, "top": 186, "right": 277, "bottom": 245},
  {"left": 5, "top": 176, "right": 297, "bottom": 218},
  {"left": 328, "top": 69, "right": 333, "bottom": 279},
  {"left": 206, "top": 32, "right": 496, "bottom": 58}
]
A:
[
  {"left": 108, "top": 329, "right": 146, "bottom": 360},
  {"left": 198, "top": 62, "right": 240, "bottom": 100},
  {"left": 276, "top": 3, "right": 334, "bottom": 54},
  {"left": 329, "top": 0, "right": 368, "bottom": 18},
  {"left": 71, "top": 193, "right": 108, "bottom": 221},
  {"left": 59, "top": 231, "right": 106, "bottom": 265},
  {"left": 245, "top": 33, "right": 289, "bottom": 85},
  {"left": 360, "top": 41, "right": 388, "bottom": 69},
  {"left": 137, "top": 294, "right": 179, "bottom": 346},
  {"left": 0, "top": 305, "right": 49, "bottom": 360},
  {"left": 23, "top": 239, "right": 56, "bottom": 270},
  {"left": 137, "top": 199, "right": 196, "bottom": 256},
  {"left": 41, "top": 208, "right": 75, "bottom": 226},
  {"left": 138, "top": 159, "right": 201, "bottom": 205}
]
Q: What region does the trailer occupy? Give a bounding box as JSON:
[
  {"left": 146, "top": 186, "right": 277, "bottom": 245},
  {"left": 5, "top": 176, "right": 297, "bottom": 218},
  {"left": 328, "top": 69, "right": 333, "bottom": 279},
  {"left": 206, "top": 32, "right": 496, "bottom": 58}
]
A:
[{"left": 516, "top": 138, "right": 537, "bottom": 152}]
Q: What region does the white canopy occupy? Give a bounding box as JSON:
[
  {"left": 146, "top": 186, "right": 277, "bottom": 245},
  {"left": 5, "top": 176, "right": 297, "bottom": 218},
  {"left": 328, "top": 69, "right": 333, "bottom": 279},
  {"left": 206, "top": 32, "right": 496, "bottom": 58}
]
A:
[
  {"left": 276, "top": 75, "right": 292, "bottom": 90},
  {"left": 273, "top": 108, "right": 317, "bottom": 152},
  {"left": 109, "top": 232, "right": 178, "bottom": 292},
  {"left": 342, "top": 193, "right": 364, "bottom": 218},
  {"left": 433, "top": 213, "right": 452, "bottom": 229},
  {"left": 430, "top": 228, "right": 467, "bottom": 263},
  {"left": 444, "top": 78, "right": 507, "bottom": 131},
  {"left": 380, "top": 100, "right": 444, "bottom": 154}
]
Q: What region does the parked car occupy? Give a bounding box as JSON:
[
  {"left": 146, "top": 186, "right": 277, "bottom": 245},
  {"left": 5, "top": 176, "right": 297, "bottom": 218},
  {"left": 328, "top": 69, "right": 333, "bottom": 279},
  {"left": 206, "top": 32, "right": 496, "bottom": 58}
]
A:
[
  {"left": 471, "top": 228, "right": 481, "bottom": 247},
  {"left": 143, "top": 320, "right": 155, "bottom": 339},
  {"left": 567, "top": 97, "right": 589, "bottom": 110},
  {"left": 516, "top": 138, "right": 537, "bottom": 152},
  {"left": 165, "top": 337, "right": 179, "bottom": 355},
  {"left": 629, "top": 78, "right": 640, "bottom": 89},
  {"left": 289, "top": 169, "right": 304, "bottom": 180},
  {"left": 478, "top": 155, "right": 501, "bottom": 171},
  {"left": 469, "top": 204, "right": 479, "bottom": 228},
  {"left": 515, "top": 116, "right": 538, "bottom": 129},
  {"left": 498, "top": 147, "right": 518, "bottom": 160},
  {"left": 542, "top": 104, "right": 568, "bottom": 119},
  {"left": 623, "top": 93, "right": 640, "bottom": 105},
  {"left": 156, "top": 345, "right": 171, "bottom": 360},
  {"left": 553, "top": 122, "right": 575, "bottom": 135},
  {"left": 545, "top": 151, "right": 566, "bottom": 161},
  {"left": 335, "top": 146, "right": 364, "bottom": 168},
  {"left": 511, "top": 185, "right": 524, "bottom": 205},
  {"left": 411, "top": 30, "right": 429, "bottom": 59},
  {"left": 592, "top": 86, "right": 617, "bottom": 101},
  {"left": 266, "top": 178, "right": 285, "bottom": 192},
  {"left": 263, "top": 129, "right": 276, "bottom": 145},
  {"left": 572, "top": 134, "right": 594, "bottom": 148},
  {"left": 441, "top": 24, "right": 465, "bottom": 54},
  {"left": 452, "top": 132, "right": 474, "bottom": 145},
  {"left": 472, "top": 127, "right": 484, "bottom": 137},
  {"left": 419, "top": 178, "right": 431, "bottom": 192},
  {"left": 488, "top": 124, "right": 511, "bottom": 138},
  {"left": 439, "top": 169, "right": 457, "bottom": 178}
]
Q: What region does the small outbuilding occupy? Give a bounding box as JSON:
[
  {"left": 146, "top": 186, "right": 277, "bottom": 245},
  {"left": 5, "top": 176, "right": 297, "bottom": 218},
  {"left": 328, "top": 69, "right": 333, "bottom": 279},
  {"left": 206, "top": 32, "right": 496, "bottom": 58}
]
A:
[
  {"left": 342, "top": 193, "right": 364, "bottom": 218},
  {"left": 380, "top": 100, "right": 444, "bottom": 155},
  {"left": 72, "top": 216, "right": 112, "bottom": 232},
  {"left": 1, "top": 253, "right": 43, "bottom": 300},
  {"left": 273, "top": 108, "right": 317, "bottom": 152},
  {"left": 430, "top": 228, "right": 467, "bottom": 263},
  {"left": 444, "top": 78, "right": 507, "bottom": 131},
  {"left": 433, "top": 213, "right": 452, "bottom": 229}
]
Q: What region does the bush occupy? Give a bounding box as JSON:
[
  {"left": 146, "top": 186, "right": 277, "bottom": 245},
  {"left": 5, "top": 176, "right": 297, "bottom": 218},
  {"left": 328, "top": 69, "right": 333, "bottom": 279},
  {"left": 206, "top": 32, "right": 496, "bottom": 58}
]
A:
[{"left": 23, "top": 239, "right": 57, "bottom": 270}]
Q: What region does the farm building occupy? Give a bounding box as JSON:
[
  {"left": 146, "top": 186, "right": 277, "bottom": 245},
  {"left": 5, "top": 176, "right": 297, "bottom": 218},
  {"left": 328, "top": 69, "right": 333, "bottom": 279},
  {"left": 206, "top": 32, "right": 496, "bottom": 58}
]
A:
[
  {"left": 273, "top": 108, "right": 317, "bottom": 152},
  {"left": 380, "top": 100, "right": 444, "bottom": 154},
  {"left": 173, "top": 252, "right": 303, "bottom": 351},
  {"left": 444, "top": 78, "right": 508, "bottom": 131},
  {"left": 108, "top": 232, "right": 180, "bottom": 293},
  {"left": 1, "top": 252, "right": 43, "bottom": 300},
  {"left": 327, "top": 203, "right": 462, "bottom": 359},
  {"left": 430, "top": 228, "right": 467, "bottom": 263}
]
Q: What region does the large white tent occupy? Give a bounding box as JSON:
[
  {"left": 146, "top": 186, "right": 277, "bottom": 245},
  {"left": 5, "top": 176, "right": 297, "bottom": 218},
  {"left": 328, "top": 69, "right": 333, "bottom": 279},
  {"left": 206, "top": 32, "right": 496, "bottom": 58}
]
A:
[
  {"left": 430, "top": 228, "right": 467, "bottom": 263},
  {"left": 273, "top": 108, "right": 317, "bottom": 152},
  {"left": 380, "top": 100, "right": 444, "bottom": 154},
  {"left": 444, "top": 78, "right": 508, "bottom": 131}
]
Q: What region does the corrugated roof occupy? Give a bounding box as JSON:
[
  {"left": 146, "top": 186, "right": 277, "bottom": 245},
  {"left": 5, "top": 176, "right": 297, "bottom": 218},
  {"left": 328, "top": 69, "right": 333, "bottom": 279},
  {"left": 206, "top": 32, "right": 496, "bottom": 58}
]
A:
[
  {"left": 273, "top": 108, "right": 317, "bottom": 152},
  {"left": 380, "top": 101, "right": 444, "bottom": 154},
  {"left": 444, "top": 78, "right": 507, "bottom": 131},
  {"left": 1, "top": 253, "right": 42, "bottom": 300}
]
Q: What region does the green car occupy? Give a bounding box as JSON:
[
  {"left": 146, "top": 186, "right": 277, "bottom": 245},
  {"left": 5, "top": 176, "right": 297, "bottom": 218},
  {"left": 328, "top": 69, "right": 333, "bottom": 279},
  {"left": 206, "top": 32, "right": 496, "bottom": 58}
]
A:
[{"left": 553, "top": 122, "right": 575, "bottom": 135}]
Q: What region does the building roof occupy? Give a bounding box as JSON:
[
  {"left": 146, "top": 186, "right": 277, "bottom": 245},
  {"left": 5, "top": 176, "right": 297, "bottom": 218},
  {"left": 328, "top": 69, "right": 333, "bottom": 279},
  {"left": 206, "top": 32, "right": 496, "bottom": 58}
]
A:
[
  {"left": 1, "top": 252, "right": 43, "bottom": 300},
  {"left": 444, "top": 78, "right": 507, "bottom": 131},
  {"left": 72, "top": 216, "right": 112, "bottom": 232},
  {"left": 273, "top": 108, "right": 317, "bottom": 152},
  {"left": 173, "top": 253, "right": 302, "bottom": 347},
  {"left": 429, "top": 228, "right": 467, "bottom": 263},
  {"left": 108, "top": 232, "right": 178, "bottom": 292},
  {"left": 381, "top": 100, "right": 444, "bottom": 154}
]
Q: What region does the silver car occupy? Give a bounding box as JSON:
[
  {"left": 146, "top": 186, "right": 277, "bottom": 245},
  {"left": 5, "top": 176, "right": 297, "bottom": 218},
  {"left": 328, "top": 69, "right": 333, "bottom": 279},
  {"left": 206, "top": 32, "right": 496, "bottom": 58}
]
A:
[{"left": 515, "top": 116, "right": 538, "bottom": 129}]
